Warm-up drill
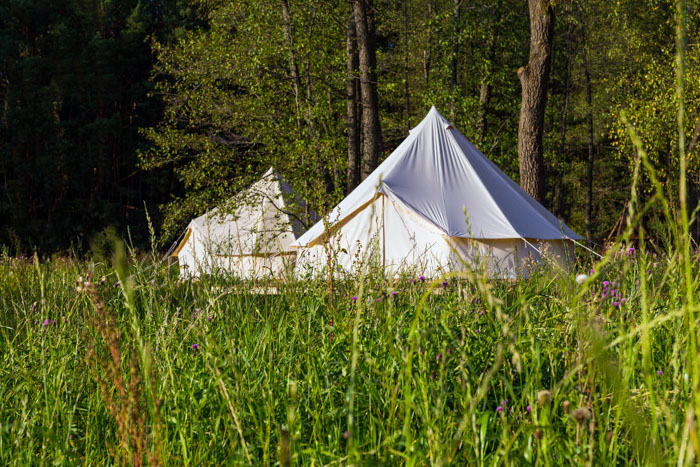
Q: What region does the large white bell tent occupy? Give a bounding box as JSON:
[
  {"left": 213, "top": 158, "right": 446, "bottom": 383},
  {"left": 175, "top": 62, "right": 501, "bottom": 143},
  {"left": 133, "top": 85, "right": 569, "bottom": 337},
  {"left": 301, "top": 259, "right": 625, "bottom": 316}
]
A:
[
  {"left": 173, "top": 168, "right": 312, "bottom": 279},
  {"left": 291, "top": 107, "right": 583, "bottom": 279}
]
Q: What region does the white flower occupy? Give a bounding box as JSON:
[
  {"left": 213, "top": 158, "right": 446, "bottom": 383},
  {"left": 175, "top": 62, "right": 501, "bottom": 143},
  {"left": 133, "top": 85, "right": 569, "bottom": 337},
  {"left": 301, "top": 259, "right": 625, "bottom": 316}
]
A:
[{"left": 575, "top": 274, "right": 589, "bottom": 285}]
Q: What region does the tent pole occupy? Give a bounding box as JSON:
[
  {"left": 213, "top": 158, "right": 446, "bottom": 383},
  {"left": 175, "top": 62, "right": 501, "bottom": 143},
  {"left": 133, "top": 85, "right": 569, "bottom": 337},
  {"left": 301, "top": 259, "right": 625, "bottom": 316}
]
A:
[{"left": 382, "top": 195, "right": 386, "bottom": 275}]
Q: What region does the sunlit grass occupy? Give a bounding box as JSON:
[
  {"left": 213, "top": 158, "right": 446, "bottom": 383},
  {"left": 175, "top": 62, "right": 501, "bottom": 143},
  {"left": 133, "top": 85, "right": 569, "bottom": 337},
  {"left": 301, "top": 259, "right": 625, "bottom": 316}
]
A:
[{"left": 0, "top": 242, "right": 697, "bottom": 465}]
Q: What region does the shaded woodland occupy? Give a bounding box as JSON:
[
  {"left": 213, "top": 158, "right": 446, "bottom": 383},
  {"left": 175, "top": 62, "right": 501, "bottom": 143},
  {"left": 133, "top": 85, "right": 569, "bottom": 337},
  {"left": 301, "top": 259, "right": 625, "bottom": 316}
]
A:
[{"left": 1, "top": 0, "right": 698, "bottom": 253}]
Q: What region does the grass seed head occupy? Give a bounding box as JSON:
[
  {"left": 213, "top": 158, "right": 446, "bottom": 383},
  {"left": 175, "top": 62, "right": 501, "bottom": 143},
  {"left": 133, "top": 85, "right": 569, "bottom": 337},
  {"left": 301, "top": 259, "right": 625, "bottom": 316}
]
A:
[
  {"left": 537, "top": 390, "right": 552, "bottom": 406},
  {"left": 571, "top": 407, "right": 592, "bottom": 424}
]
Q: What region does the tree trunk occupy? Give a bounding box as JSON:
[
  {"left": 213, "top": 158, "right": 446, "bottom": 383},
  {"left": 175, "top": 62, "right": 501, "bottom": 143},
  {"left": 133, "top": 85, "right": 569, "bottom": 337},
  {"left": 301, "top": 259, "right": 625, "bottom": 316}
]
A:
[
  {"left": 449, "top": 0, "right": 461, "bottom": 121},
  {"left": 353, "top": 0, "right": 382, "bottom": 180},
  {"left": 477, "top": 32, "right": 494, "bottom": 144},
  {"left": 346, "top": 15, "right": 361, "bottom": 192},
  {"left": 517, "top": 0, "right": 554, "bottom": 203},
  {"left": 584, "top": 51, "right": 595, "bottom": 241},
  {"left": 423, "top": 0, "right": 434, "bottom": 87},
  {"left": 555, "top": 18, "right": 573, "bottom": 218},
  {"left": 279, "top": 0, "right": 303, "bottom": 139},
  {"left": 685, "top": 121, "right": 700, "bottom": 244},
  {"left": 402, "top": 0, "right": 411, "bottom": 134}
]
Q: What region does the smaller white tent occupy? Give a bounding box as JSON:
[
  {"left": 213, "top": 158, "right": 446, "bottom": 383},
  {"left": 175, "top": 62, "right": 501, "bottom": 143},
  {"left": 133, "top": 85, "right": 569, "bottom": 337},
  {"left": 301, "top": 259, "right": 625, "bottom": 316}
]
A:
[
  {"left": 172, "top": 168, "right": 312, "bottom": 279},
  {"left": 292, "top": 107, "right": 583, "bottom": 279}
]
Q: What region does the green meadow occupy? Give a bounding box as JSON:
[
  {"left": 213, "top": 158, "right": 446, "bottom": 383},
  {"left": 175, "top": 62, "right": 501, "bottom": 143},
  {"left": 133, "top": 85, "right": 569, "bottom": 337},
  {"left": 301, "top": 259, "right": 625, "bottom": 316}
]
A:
[{"left": 1, "top": 235, "right": 697, "bottom": 465}]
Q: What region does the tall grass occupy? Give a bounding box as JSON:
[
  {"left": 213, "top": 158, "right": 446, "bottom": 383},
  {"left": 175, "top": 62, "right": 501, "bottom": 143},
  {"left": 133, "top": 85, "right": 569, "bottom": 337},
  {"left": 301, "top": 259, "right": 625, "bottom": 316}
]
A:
[{"left": 0, "top": 234, "right": 698, "bottom": 465}]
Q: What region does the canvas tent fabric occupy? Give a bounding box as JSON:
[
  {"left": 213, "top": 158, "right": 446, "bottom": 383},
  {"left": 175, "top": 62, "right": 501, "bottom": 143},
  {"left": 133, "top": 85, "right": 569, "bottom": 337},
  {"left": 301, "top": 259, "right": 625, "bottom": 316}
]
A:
[
  {"left": 174, "top": 168, "right": 312, "bottom": 279},
  {"left": 292, "top": 107, "right": 583, "bottom": 278}
]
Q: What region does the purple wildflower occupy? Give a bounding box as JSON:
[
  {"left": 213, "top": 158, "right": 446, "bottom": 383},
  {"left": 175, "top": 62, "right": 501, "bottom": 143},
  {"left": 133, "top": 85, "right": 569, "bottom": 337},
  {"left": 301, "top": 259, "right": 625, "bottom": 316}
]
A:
[
  {"left": 613, "top": 301, "right": 619, "bottom": 307},
  {"left": 391, "top": 291, "right": 397, "bottom": 298},
  {"left": 526, "top": 405, "right": 532, "bottom": 413},
  {"left": 496, "top": 406, "right": 503, "bottom": 413},
  {"left": 192, "top": 343, "right": 199, "bottom": 351},
  {"left": 419, "top": 276, "right": 425, "bottom": 282},
  {"left": 376, "top": 297, "right": 381, "bottom": 302},
  {"left": 589, "top": 268, "right": 595, "bottom": 275},
  {"left": 436, "top": 353, "right": 442, "bottom": 362},
  {"left": 621, "top": 298, "right": 626, "bottom": 305},
  {"left": 603, "top": 280, "right": 610, "bottom": 287},
  {"left": 627, "top": 246, "right": 635, "bottom": 256},
  {"left": 208, "top": 316, "right": 212, "bottom": 321},
  {"left": 442, "top": 281, "right": 448, "bottom": 288},
  {"left": 446, "top": 348, "right": 452, "bottom": 355},
  {"left": 352, "top": 296, "right": 357, "bottom": 303},
  {"left": 113, "top": 281, "right": 120, "bottom": 288},
  {"left": 343, "top": 430, "right": 350, "bottom": 439},
  {"left": 409, "top": 278, "right": 414, "bottom": 284},
  {"left": 43, "top": 319, "right": 49, "bottom": 327},
  {"left": 657, "top": 370, "right": 663, "bottom": 376}
]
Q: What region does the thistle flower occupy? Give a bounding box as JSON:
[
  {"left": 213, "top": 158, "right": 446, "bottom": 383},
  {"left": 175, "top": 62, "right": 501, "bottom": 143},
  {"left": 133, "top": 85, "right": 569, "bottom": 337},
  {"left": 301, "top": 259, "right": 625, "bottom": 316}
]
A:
[
  {"left": 526, "top": 405, "right": 531, "bottom": 413},
  {"left": 613, "top": 301, "right": 619, "bottom": 307},
  {"left": 436, "top": 352, "right": 442, "bottom": 362},
  {"left": 376, "top": 298, "right": 381, "bottom": 302},
  {"left": 352, "top": 296, "right": 357, "bottom": 303},
  {"left": 192, "top": 343, "right": 199, "bottom": 352},
  {"left": 589, "top": 268, "right": 595, "bottom": 275},
  {"left": 419, "top": 276, "right": 425, "bottom": 282},
  {"left": 657, "top": 370, "right": 663, "bottom": 376},
  {"left": 627, "top": 246, "right": 635, "bottom": 256},
  {"left": 536, "top": 390, "right": 551, "bottom": 406},
  {"left": 571, "top": 407, "right": 592, "bottom": 424},
  {"left": 496, "top": 406, "right": 503, "bottom": 413},
  {"left": 391, "top": 291, "right": 397, "bottom": 298},
  {"left": 442, "top": 281, "right": 448, "bottom": 288},
  {"left": 603, "top": 280, "right": 610, "bottom": 287}
]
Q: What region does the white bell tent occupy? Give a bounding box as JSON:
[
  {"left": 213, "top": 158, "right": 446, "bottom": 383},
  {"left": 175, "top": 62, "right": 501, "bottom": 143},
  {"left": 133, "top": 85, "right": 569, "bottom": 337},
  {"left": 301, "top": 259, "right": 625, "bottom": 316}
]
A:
[
  {"left": 292, "top": 107, "right": 583, "bottom": 278},
  {"left": 173, "top": 168, "right": 312, "bottom": 279}
]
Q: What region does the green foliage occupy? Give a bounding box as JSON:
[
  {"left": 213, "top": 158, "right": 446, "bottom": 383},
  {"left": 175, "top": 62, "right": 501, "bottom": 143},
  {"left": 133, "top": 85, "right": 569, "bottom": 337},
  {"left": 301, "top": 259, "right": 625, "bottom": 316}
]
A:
[{"left": 89, "top": 225, "right": 121, "bottom": 263}]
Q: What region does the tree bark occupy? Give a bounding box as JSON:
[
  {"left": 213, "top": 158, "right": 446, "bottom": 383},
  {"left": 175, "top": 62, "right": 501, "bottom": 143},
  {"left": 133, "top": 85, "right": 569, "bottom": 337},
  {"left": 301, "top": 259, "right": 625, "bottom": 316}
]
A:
[
  {"left": 353, "top": 0, "right": 382, "bottom": 180},
  {"left": 584, "top": 50, "right": 595, "bottom": 241},
  {"left": 423, "top": 0, "right": 434, "bottom": 87},
  {"left": 517, "top": 0, "right": 554, "bottom": 203},
  {"left": 449, "top": 0, "right": 461, "bottom": 121},
  {"left": 402, "top": 0, "right": 411, "bottom": 134},
  {"left": 477, "top": 31, "right": 494, "bottom": 144},
  {"left": 554, "top": 18, "right": 573, "bottom": 218},
  {"left": 279, "top": 0, "right": 303, "bottom": 139},
  {"left": 346, "top": 15, "right": 361, "bottom": 192}
]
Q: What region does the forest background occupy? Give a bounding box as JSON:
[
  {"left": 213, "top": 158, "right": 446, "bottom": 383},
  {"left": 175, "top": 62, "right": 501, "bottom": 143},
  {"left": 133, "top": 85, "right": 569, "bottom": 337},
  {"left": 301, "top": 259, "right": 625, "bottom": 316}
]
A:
[{"left": 1, "top": 0, "right": 699, "bottom": 254}]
